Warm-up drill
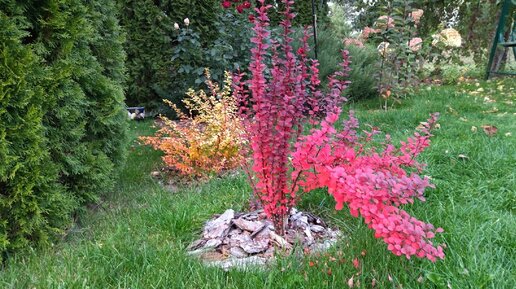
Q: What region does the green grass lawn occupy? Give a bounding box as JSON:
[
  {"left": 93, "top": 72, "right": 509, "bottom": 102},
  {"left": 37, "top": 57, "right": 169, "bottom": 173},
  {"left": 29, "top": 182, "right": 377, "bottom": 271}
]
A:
[{"left": 1, "top": 79, "right": 514, "bottom": 288}]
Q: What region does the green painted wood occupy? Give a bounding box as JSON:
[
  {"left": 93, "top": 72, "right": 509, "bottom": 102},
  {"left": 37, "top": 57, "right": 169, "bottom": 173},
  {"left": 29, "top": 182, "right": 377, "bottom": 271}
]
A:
[{"left": 486, "top": 0, "right": 516, "bottom": 79}]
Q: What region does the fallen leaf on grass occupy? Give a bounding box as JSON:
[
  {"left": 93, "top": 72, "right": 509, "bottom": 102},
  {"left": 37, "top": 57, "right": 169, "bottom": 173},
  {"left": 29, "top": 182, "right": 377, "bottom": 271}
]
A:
[
  {"left": 481, "top": 125, "right": 498, "bottom": 136},
  {"left": 417, "top": 275, "right": 424, "bottom": 283},
  {"left": 352, "top": 258, "right": 360, "bottom": 269},
  {"left": 483, "top": 107, "right": 499, "bottom": 114},
  {"left": 483, "top": 96, "right": 496, "bottom": 103},
  {"left": 347, "top": 276, "right": 354, "bottom": 288},
  {"left": 471, "top": 126, "right": 477, "bottom": 132},
  {"left": 458, "top": 154, "right": 469, "bottom": 160},
  {"left": 505, "top": 132, "right": 512, "bottom": 137}
]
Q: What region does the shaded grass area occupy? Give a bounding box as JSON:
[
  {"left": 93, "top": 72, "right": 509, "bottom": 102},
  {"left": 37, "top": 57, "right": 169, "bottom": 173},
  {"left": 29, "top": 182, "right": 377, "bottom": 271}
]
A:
[{"left": 1, "top": 79, "right": 515, "bottom": 288}]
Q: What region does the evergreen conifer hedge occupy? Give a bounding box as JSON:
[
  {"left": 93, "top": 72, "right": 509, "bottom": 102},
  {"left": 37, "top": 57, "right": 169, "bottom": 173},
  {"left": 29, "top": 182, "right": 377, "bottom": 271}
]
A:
[{"left": 0, "top": 0, "right": 127, "bottom": 260}]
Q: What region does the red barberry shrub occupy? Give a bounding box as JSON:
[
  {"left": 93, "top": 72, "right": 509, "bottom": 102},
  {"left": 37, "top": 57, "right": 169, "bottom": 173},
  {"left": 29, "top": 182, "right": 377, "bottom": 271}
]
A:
[
  {"left": 292, "top": 111, "right": 444, "bottom": 261},
  {"left": 140, "top": 71, "right": 245, "bottom": 178},
  {"left": 235, "top": 0, "right": 444, "bottom": 261}
]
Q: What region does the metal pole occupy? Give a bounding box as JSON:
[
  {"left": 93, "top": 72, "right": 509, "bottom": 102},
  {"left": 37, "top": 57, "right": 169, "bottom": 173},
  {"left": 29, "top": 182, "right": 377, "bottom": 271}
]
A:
[{"left": 311, "top": 0, "right": 318, "bottom": 59}]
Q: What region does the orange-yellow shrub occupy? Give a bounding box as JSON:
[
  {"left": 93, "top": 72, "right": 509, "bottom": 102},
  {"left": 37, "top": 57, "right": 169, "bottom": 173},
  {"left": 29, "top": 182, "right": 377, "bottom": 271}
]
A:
[{"left": 140, "top": 71, "right": 245, "bottom": 178}]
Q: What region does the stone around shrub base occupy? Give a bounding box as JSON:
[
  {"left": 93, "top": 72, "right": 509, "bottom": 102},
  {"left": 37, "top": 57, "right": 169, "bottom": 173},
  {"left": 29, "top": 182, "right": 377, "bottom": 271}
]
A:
[{"left": 187, "top": 208, "right": 341, "bottom": 270}]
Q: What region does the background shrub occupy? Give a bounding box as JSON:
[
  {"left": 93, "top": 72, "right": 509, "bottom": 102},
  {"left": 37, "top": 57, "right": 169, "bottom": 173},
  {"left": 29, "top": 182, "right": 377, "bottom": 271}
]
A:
[
  {"left": 118, "top": 0, "right": 223, "bottom": 114},
  {"left": 171, "top": 11, "right": 252, "bottom": 114},
  {"left": 140, "top": 72, "right": 244, "bottom": 178},
  {"left": 0, "top": 0, "right": 127, "bottom": 259},
  {"left": 293, "top": 29, "right": 379, "bottom": 101}
]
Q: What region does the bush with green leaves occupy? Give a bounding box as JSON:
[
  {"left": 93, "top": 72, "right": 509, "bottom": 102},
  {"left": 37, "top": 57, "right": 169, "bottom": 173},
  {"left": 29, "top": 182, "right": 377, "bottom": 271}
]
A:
[
  {"left": 356, "top": 0, "right": 428, "bottom": 107},
  {"left": 350, "top": 0, "right": 499, "bottom": 63},
  {"left": 118, "top": 0, "right": 222, "bottom": 113},
  {"left": 0, "top": 0, "right": 127, "bottom": 260},
  {"left": 171, "top": 11, "right": 253, "bottom": 110}
]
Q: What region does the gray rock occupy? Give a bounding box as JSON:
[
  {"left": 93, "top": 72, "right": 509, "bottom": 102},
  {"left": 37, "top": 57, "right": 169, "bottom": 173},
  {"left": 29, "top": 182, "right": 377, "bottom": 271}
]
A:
[
  {"left": 204, "top": 238, "right": 222, "bottom": 249},
  {"left": 228, "top": 233, "right": 251, "bottom": 247},
  {"left": 310, "top": 225, "right": 325, "bottom": 233},
  {"left": 233, "top": 218, "right": 264, "bottom": 232},
  {"left": 269, "top": 231, "right": 292, "bottom": 249},
  {"left": 229, "top": 246, "right": 248, "bottom": 258},
  {"left": 311, "top": 239, "right": 337, "bottom": 253},
  {"left": 203, "top": 209, "right": 234, "bottom": 239},
  {"left": 294, "top": 216, "right": 309, "bottom": 229},
  {"left": 187, "top": 246, "right": 215, "bottom": 256},
  {"left": 304, "top": 227, "right": 314, "bottom": 244},
  {"left": 209, "top": 256, "right": 269, "bottom": 271},
  {"left": 241, "top": 239, "right": 269, "bottom": 254},
  {"left": 187, "top": 239, "right": 206, "bottom": 250}
]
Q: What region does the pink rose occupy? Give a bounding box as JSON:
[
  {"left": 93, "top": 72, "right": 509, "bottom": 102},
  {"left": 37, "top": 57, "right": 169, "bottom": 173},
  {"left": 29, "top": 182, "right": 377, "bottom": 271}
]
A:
[
  {"left": 409, "top": 37, "right": 423, "bottom": 52},
  {"left": 344, "top": 38, "right": 364, "bottom": 48},
  {"left": 361, "top": 26, "right": 380, "bottom": 40},
  {"left": 410, "top": 9, "right": 424, "bottom": 25}
]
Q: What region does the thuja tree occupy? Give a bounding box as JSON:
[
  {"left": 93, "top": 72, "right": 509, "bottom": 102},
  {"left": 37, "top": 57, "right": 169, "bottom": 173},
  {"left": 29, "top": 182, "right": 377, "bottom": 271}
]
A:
[
  {"left": 0, "top": 0, "right": 127, "bottom": 258},
  {"left": 0, "top": 10, "right": 75, "bottom": 261},
  {"left": 37, "top": 0, "right": 128, "bottom": 205},
  {"left": 234, "top": 0, "right": 444, "bottom": 261}
]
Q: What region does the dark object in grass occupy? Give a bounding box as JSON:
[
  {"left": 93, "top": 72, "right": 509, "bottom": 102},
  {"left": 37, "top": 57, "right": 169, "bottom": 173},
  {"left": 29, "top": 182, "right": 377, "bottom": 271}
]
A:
[{"left": 187, "top": 208, "right": 341, "bottom": 270}]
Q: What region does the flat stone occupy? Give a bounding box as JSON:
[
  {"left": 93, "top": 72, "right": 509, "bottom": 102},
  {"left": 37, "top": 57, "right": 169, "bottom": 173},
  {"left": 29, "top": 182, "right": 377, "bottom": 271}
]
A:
[
  {"left": 233, "top": 218, "right": 264, "bottom": 232},
  {"left": 294, "top": 216, "right": 309, "bottom": 229},
  {"left": 252, "top": 226, "right": 271, "bottom": 241},
  {"left": 311, "top": 239, "right": 336, "bottom": 253},
  {"left": 290, "top": 212, "right": 303, "bottom": 221},
  {"left": 284, "top": 231, "right": 305, "bottom": 244},
  {"left": 229, "top": 228, "right": 243, "bottom": 236},
  {"left": 204, "top": 238, "right": 222, "bottom": 249},
  {"left": 228, "top": 233, "right": 252, "bottom": 246},
  {"left": 241, "top": 239, "right": 269, "bottom": 254},
  {"left": 262, "top": 247, "right": 275, "bottom": 258},
  {"left": 229, "top": 246, "right": 248, "bottom": 258},
  {"left": 209, "top": 256, "right": 268, "bottom": 271},
  {"left": 304, "top": 227, "right": 314, "bottom": 244},
  {"left": 270, "top": 231, "right": 292, "bottom": 249},
  {"left": 203, "top": 209, "right": 234, "bottom": 239},
  {"left": 187, "top": 239, "right": 206, "bottom": 250},
  {"left": 187, "top": 246, "right": 215, "bottom": 256},
  {"left": 189, "top": 208, "right": 343, "bottom": 270},
  {"left": 310, "top": 225, "right": 325, "bottom": 233}
]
